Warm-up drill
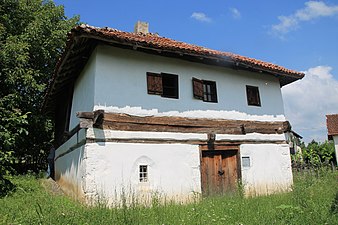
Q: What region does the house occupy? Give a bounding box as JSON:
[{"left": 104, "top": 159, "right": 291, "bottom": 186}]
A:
[
  {"left": 326, "top": 114, "right": 338, "bottom": 166},
  {"left": 43, "top": 22, "right": 304, "bottom": 204},
  {"left": 285, "top": 130, "right": 303, "bottom": 155}
]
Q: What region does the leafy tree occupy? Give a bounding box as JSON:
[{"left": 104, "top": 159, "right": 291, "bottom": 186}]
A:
[
  {"left": 0, "top": 0, "right": 79, "bottom": 195},
  {"left": 293, "top": 140, "right": 336, "bottom": 168}
]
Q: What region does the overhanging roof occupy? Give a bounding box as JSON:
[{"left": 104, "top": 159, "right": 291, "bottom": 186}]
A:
[{"left": 42, "top": 24, "right": 305, "bottom": 114}]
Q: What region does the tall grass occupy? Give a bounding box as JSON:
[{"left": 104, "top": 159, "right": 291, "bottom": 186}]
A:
[{"left": 1, "top": 171, "right": 337, "bottom": 224}]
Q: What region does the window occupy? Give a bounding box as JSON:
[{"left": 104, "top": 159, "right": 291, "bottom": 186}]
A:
[
  {"left": 147, "top": 72, "right": 178, "bottom": 99},
  {"left": 246, "top": 85, "right": 261, "bottom": 106},
  {"left": 192, "top": 78, "right": 217, "bottom": 103},
  {"left": 139, "top": 165, "right": 148, "bottom": 182},
  {"left": 242, "top": 156, "right": 251, "bottom": 168}
]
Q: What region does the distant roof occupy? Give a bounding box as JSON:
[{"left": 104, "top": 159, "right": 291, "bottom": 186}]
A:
[
  {"left": 42, "top": 24, "right": 305, "bottom": 114},
  {"left": 326, "top": 114, "right": 338, "bottom": 139},
  {"left": 289, "top": 130, "right": 303, "bottom": 139}
]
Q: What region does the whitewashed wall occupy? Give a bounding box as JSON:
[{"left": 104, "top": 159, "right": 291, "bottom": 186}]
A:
[
  {"left": 83, "top": 142, "right": 201, "bottom": 205},
  {"left": 333, "top": 136, "right": 338, "bottom": 166},
  {"left": 69, "top": 49, "right": 97, "bottom": 129},
  {"left": 240, "top": 143, "right": 293, "bottom": 196},
  {"left": 93, "top": 45, "right": 284, "bottom": 116},
  {"left": 69, "top": 45, "right": 286, "bottom": 129},
  {"left": 54, "top": 128, "right": 294, "bottom": 202},
  {"left": 54, "top": 129, "right": 87, "bottom": 200}
]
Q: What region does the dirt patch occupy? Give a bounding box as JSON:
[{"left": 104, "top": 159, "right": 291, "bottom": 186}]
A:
[{"left": 41, "top": 178, "right": 64, "bottom": 196}]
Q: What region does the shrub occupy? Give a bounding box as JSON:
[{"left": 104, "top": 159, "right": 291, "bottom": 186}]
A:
[
  {"left": 331, "top": 191, "right": 338, "bottom": 214},
  {"left": 0, "top": 151, "right": 16, "bottom": 197}
]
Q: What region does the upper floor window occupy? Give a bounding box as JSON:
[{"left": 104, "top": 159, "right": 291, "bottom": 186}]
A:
[
  {"left": 192, "top": 78, "right": 217, "bottom": 103},
  {"left": 147, "top": 72, "right": 179, "bottom": 99},
  {"left": 246, "top": 85, "right": 261, "bottom": 106}
]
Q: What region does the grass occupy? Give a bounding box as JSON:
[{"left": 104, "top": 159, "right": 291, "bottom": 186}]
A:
[{"left": 0, "top": 171, "right": 337, "bottom": 225}]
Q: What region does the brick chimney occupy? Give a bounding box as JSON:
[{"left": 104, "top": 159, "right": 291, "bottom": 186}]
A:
[{"left": 134, "top": 21, "right": 149, "bottom": 34}]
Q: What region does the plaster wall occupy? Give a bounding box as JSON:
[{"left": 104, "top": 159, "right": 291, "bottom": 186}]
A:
[
  {"left": 86, "top": 128, "right": 285, "bottom": 142},
  {"left": 83, "top": 142, "right": 201, "bottom": 205},
  {"left": 69, "top": 49, "right": 97, "bottom": 129},
  {"left": 93, "top": 45, "right": 285, "bottom": 118},
  {"left": 333, "top": 136, "right": 338, "bottom": 166},
  {"left": 86, "top": 128, "right": 208, "bottom": 141},
  {"left": 240, "top": 143, "right": 293, "bottom": 196},
  {"left": 54, "top": 129, "right": 87, "bottom": 201}
]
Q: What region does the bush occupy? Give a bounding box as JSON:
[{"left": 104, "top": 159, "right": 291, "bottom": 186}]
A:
[
  {"left": 0, "top": 151, "right": 16, "bottom": 197},
  {"left": 0, "top": 176, "right": 15, "bottom": 197},
  {"left": 331, "top": 191, "right": 338, "bottom": 214},
  {"left": 292, "top": 140, "right": 336, "bottom": 169}
]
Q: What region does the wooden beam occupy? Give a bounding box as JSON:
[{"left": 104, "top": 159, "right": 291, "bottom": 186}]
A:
[
  {"left": 199, "top": 144, "right": 239, "bottom": 151},
  {"left": 75, "top": 111, "right": 290, "bottom": 135},
  {"left": 77, "top": 111, "right": 94, "bottom": 119},
  {"left": 101, "top": 112, "right": 289, "bottom": 134}
]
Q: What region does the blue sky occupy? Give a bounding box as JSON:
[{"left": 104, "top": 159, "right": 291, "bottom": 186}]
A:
[{"left": 54, "top": 0, "right": 338, "bottom": 143}]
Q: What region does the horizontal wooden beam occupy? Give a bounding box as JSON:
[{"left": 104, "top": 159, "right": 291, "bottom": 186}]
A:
[
  {"left": 102, "top": 113, "right": 289, "bottom": 134},
  {"left": 199, "top": 144, "right": 239, "bottom": 151},
  {"left": 77, "top": 111, "right": 290, "bottom": 135}
]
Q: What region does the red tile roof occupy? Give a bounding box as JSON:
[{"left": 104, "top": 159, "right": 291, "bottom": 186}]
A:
[
  {"left": 42, "top": 24, "right": 305, "bottom": 113},
  {"left": 326, "top": 114, "right": 338, "bottom": 137},
  {"left": 73, "top": 25, "right": 304, "bottom": 78}
]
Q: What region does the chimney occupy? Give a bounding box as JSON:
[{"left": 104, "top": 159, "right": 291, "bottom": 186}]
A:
[{"left": 134, "top": 21, "right": 149, "bottom": 34}]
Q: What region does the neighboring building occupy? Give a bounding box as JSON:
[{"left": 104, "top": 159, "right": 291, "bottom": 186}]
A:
[
  {"left": 326, "top": 114, "right": 338, "bottom": 166},
  {"left": 285, "top": 130, "right": 303, "bottom": 155},
  {"left": 43, "top": 23, "right": 304, "bottom": 205}
]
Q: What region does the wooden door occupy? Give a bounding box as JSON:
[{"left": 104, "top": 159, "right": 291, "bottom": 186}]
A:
[{"left": 201, "top": 150, "right": 238, "bottom": 195}]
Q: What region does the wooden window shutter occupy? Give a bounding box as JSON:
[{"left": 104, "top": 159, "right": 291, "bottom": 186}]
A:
[
  {"left": 147, "top": 72, "right": 163, "bottom": 95},
  {"left": 192, "top": 77, "right": 203, "bottom": 100}
]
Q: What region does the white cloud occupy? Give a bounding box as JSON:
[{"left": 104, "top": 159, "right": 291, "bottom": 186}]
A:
[
  {"left": 296, "top": 1, "right": 338, "bottom": 21},
  {"left": 272, "top": 16, "right": 298, "bottom": 34},
  {"left": 230, "top": 8, "right": 241, "bottom": 19},
  {"left": 282, "top": 66, "right": 338, "bottom": 142},
  {"left": 271, "top": 1, "right": 338, "bottom": 37},
  {"left": 191, "top": 12, "right": 212, "bottom": 22}
]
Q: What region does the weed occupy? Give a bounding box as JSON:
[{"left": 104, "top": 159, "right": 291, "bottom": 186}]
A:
[{"left": 0, "top": 171, "right": 337, "bottom": 224}]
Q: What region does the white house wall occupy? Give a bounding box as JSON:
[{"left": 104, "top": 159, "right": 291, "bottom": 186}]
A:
[
  {"left": 333, "top": 136, "right": 338, "bottom": 166},
  {"left": 83, "top": 142, "right": 201, "bottom": 205},
  {"left": 93, "top": 45, "right": 285, "bottom": 119},
  {"left": 69, "top": 48, "right": 97, "bottom": 129},
  {"left": 54, "top": 127, "right": 293, "bottom": 202},
  {"left": 54, "top": 129, "right": 87, "bottom": 201},
  {"left": 86, "top": 128, "right": 208, "bottom": 142},
  {"left": 240, "top": 143, "right": 293, "bottom": 196}
]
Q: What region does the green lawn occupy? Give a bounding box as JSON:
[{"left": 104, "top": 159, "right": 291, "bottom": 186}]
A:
[{"left": 1, "top": 171, "right": 337, "bottom": 225}]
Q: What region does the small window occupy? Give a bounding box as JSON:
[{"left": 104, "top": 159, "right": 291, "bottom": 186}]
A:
[
  {"left": 192, "top": 78, "right": 217, "bottom": 103},
  {"left": 139, "top": 165, "right": 148, "bottom": 182},
  {"left": 246, "top": 85, "right": 261, "bottom": 106},
  {"left": 242, "top": 156, "right": 251, "bottom": 168},
  {"left": 147, "top": 72, "right": 178, "bottom": 99}
]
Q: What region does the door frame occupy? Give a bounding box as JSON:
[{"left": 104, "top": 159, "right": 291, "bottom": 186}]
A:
[{"left": 199, "top": 144, "right": 241, "bottom": 195}]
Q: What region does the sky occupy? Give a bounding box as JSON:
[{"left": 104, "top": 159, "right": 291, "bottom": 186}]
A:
[{"left": 54, "top": 0, "right": 338, "bottom": 143}]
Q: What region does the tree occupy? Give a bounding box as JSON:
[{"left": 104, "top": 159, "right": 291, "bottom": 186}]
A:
[
  {"left": 0, "top": 0, "right": 79, "bottom": 194},
  {"left": 294, "top": 140, "right": 336, "bottom": 168}
]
